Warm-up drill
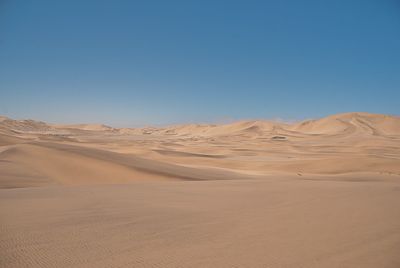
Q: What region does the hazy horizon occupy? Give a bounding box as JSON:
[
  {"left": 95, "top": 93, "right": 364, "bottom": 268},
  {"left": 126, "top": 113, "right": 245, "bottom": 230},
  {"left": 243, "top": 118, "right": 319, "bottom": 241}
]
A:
[{"left": 1, "top": 0, "right": 400, "bottom": 126}]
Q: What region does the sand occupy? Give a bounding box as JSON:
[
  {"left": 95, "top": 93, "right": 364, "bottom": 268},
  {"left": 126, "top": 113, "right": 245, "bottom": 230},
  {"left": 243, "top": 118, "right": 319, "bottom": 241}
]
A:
[{"left": 1, "top": 112, "right": 400, "bottom": 267}]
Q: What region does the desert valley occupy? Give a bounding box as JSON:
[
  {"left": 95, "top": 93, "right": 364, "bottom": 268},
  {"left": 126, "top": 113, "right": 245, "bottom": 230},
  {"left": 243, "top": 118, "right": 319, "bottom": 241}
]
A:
[{"left": 1, "top": 112, "right": 400, "bottom": 267}]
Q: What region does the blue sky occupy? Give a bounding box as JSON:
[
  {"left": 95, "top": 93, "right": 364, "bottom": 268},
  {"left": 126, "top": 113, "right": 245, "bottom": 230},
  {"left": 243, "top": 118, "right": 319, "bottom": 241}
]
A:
[{"left": 1, "top": 0, "right": 399, "bottom": 126}]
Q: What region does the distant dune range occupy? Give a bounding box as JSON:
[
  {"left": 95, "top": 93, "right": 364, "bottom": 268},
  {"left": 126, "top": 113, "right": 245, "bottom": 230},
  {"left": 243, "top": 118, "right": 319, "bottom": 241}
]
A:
[
  {"left": 1, "top": 113, "right": 400, "bottom": 268},
  {"left": 0, "top": 112, "right": 399, "bottom": 188}
]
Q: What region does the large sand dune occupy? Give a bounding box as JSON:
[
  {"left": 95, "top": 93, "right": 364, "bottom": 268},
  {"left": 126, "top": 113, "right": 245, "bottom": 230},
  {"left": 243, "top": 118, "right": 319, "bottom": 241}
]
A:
[{"left": 1, "top": 112, "right": 400, "bottom": 267}]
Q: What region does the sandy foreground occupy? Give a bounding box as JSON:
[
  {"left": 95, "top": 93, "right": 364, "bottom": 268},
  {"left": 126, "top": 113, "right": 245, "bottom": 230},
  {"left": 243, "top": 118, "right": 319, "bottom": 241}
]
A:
[{"left": 1, "top": 112, "right": 400, "bottom": 267}]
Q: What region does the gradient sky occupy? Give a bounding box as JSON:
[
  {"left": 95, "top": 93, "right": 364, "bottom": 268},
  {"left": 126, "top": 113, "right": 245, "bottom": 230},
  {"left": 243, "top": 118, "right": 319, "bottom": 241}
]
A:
[{"left": 1, "top": 0, "right": 399, "bottom": 126}]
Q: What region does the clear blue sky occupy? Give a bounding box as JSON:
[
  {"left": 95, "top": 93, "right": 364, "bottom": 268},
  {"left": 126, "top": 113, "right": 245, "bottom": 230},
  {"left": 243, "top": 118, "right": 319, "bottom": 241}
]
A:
[{"left": 1, "top": 0, "right": 399, "bottom": 126}]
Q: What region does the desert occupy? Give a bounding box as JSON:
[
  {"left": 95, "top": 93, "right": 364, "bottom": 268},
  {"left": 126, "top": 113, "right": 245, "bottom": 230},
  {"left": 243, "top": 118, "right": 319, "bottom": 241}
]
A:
[
  {"left": 1, "top": 112, "right": 400, "bottom": 267},
  {"left": 2, "top": 1, "right": 400, "bottom": 266}
]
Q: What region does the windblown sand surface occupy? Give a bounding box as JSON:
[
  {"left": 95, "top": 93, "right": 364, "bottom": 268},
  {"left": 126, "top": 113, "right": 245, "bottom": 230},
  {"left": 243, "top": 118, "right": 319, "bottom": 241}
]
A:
[{"left": 1, "top": 112, "right": 400, "bottom": 267}]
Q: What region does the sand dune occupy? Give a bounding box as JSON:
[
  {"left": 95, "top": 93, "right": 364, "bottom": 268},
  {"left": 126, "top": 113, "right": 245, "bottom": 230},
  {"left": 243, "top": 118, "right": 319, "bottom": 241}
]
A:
[
  {"left": 1, "top": 112, "right": 400, "bottom": 267},
  {"left": 120, "top": 112, "right": 400, "bottom": 138},
  {"left": 0, "top": 112, "right": 399, "bottom": 187},
  {"left": 157, "top": 120, "right": 284, "bottom": 137},
  {"left": 0, "top": 134, "right": 25, "bottom": 146},
  {"left": 291, "top": 112, "right": 400, "bottom": 135},
  {"left": 0, "top": 141, "right": 260, "bottom": 188},
  {"left": 0, "top": 143, "right": 166, "bottom": 188},
  {"left": 0, "top": 118, "right": 55, "bottom": 133}
]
